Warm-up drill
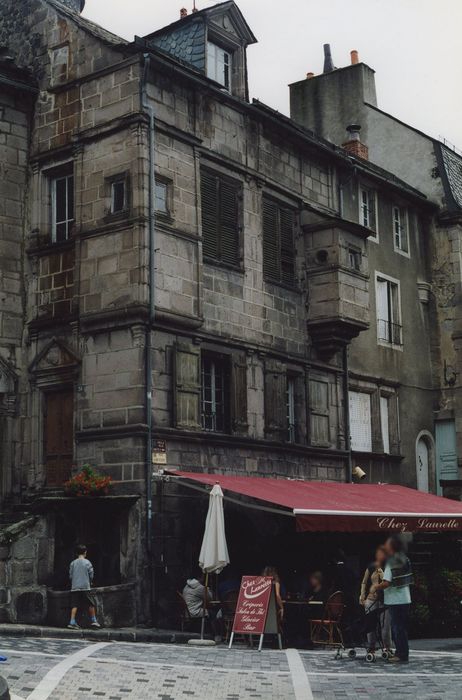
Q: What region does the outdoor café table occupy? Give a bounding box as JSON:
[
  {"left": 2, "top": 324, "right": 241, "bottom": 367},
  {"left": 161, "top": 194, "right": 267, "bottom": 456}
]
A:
[{"left": 284, "top": 600, "right": 324, "bottom": 648}]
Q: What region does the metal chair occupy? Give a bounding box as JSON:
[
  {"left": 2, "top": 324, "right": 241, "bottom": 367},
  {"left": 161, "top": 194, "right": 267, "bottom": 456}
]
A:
[
  {"left": 221, "top": 589, "right": 239, "bottom": 643},
  {"left": 310, "top": 591, "right": 345, "bottom": 650}
]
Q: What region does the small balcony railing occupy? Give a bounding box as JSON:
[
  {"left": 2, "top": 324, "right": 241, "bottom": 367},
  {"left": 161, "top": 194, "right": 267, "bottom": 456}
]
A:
[{"left": 377, "top": 319, "right": 403, "bottom": 346}]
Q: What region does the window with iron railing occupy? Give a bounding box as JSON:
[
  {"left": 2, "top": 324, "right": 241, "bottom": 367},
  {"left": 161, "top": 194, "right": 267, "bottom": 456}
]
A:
[
  {"left": 376, "top": 274, "right": 403, "bottom": 348},
  {"left": 201, "top": 354, "right": 230, "bottom": 433}
]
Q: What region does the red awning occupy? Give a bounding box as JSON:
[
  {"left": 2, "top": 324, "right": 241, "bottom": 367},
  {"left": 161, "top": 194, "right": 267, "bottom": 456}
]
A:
[{"left": 169, "top": 471, "right": 462, "bottom": 533}]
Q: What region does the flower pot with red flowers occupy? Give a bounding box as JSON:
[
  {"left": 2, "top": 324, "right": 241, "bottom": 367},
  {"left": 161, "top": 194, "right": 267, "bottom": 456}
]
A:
[{"left": 64, "top": 465, "right": 112, "bottom": 497}]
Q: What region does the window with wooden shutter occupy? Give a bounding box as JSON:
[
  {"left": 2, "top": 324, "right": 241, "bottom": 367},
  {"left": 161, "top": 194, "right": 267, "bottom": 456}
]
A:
[
  {"left": 263, "top": 197, "right": 296, "bottom": 286},
  {"left": 309, "top": 379, "right": 330, "bottom": 446},
  {"left": 201, "top": 168, "right": 241, "bottom": 267},
  {"left": 201, "top": 353, "right": 230, "bottom": 433},
  {"left": 264, "top": 359, "right": 287, "bottom": 441},
  {"left": 174, "top": 343, "right": 201, "bottom": 430}
]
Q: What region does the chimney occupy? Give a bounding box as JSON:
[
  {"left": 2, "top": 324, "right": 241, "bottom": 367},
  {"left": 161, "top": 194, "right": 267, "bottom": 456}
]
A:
[
  {"left": 306, "top": 72, "right": 315, "bottom": 79},
  {"left": 180, "top": 7, "right": 188, "bottom": 18},
  {"left": 323, "top": 44, "right": 335, "bottom": 73},
  {"left": 342, "top": 124, "right": 369, "bottom": 160},
  {"left": 350, "top": 50, "right": 359, "bottom": 65}
]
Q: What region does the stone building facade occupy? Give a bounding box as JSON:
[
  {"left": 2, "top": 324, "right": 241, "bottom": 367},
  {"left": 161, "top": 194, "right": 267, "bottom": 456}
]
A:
[{"left": 0, "top": 0, "right": 453, "bottom": 625}]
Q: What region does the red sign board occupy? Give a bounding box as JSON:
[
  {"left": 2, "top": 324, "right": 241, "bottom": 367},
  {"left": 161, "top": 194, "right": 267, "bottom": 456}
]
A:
[
  {"left": 232, "top": 576, "right": 273, "bottom": 636},
  {"left": 296, "top": 514, "right": 462, "bottom": 533}
]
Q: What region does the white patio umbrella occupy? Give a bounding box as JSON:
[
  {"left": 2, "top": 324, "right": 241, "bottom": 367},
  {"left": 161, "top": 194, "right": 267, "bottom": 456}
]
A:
[
  {"left": 199, "top": 483, "right": 230, "bottom": 575},
  {"left": 195, "top": 483, "right": 230, "bottom": 643}
]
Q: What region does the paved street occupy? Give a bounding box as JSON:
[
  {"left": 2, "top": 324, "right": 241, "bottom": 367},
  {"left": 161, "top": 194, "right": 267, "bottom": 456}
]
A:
[{"left": 0, "top": 636, "right": 460, "bottom": 700}]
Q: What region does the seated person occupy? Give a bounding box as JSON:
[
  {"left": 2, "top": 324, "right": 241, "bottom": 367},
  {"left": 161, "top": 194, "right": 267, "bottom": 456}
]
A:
[
  {"left": 262, "top": 566, "right": 284, "bottom": 623},
  {"left": 182, "top": 570, "right": 221, "bottom": 640},
  {"left": 182, "top": 570, "right": 212, "bottom": 619},
  {"left": 308, "top": 571, "right": 327, "bottom": 603}
]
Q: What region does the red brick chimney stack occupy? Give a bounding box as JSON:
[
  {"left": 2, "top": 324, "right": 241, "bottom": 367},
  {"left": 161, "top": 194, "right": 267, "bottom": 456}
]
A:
[
  {"left": 342, "top": 124, "right": 369, "bottom": 160},
  {"left": 180, "top": 7, "right": 188, "bottom": 18},
  {"left": 350, "top": 50, "right": 359, "bottom": 65}
]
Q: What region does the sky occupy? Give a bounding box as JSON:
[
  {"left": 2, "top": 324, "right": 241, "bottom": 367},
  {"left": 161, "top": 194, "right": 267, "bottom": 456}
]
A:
[{"left": 82, "top": 0, "right": 462, "bottom": 149}]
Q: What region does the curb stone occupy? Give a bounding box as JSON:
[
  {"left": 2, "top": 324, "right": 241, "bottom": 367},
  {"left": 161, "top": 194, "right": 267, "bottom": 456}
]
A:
[{"left": 0, "top": 624, "right": 200, "bottom": 645}]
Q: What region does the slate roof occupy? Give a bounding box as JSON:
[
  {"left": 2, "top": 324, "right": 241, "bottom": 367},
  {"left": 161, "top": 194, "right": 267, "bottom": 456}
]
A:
[
  {"left": 148, "top": 18, "right": 206, "bottom": 73},
  {"left": 46, "top": 0, "right": 127, "bottom": 47},
  {"left": 144, "top": 2, "right": 256, "bottom": 45},
  {"left": 436, "top": 143, "right": 462, "bottom": 212}
]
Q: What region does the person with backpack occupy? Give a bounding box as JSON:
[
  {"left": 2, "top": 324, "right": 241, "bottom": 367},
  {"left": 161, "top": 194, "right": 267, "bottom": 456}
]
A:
[{"left": 360, "top": 545, "right": 392, "bottom": 654}]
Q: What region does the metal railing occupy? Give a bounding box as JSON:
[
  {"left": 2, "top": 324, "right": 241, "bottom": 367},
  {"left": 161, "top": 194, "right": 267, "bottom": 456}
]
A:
[{"left": 377, "top": 319, "right": 403, "bottom": 346}]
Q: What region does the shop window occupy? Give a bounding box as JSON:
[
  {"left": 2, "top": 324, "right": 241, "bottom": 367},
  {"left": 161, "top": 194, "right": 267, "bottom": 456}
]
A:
[
  {"left": 51, "top": 169, "right": 74, "bottom": 242},
  {"left": 359, "top": 185, "right": 377, "bottom": 236},
  {"left": 44, "top": 388, "right": 74, "bottom": 486},
  {"left": 380, "top": 395, "right": 390, "bottom": 454},
  {"left": 201, "top": 168, "right": 241, "bottom": 268},
  {"left": 201, "top": 354, "right": 230, "bottom": 433},
  {"left": 207, "top": 41, "right": 232, "bottom": 91},
  {"left": 310, "top": 379, "right": 330, "bottom": 446},
  {"left": 393, "top": 205, "right": 409, "bottom": 255},
  {"left": 376, "top": 273, "right": 402, "bottom": 347},
  {"left": 263, "top": 197, "right": 296, "bottom": 287},
  {"left": 349, "top": 390, "right": 372, "bottom": 452}
]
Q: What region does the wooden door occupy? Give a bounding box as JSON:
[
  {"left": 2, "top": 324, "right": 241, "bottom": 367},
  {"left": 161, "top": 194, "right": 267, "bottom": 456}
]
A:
[{"left": 44, "top": 389, "right": 74, "bottom": 487}]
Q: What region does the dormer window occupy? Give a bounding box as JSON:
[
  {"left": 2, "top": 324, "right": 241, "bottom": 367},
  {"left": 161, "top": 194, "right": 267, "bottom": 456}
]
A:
[{"left": 207, "top": 42, "right": 232, "bottom": 90}]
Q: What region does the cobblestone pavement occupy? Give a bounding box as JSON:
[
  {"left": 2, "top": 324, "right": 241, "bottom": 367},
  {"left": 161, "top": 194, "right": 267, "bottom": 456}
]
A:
[{"left": 0, "top": 636, "right": 460, "bottom": 699}]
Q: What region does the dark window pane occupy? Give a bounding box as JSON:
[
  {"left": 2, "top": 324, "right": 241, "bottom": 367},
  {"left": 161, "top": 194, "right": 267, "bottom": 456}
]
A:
[
  {"left": 55, "top": 178, "right": 67, "bottom": 223},
  {"left": 67, "top": 176, "right": 74, "bottom": 222},
  {"left": 56, "top": 222, "right": 67, "bottom": 242},
  {"left": 112, "top": 180, "right": 126, "bottom": 213}
]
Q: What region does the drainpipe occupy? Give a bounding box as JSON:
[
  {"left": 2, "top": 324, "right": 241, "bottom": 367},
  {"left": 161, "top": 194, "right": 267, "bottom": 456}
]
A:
[
  {"left": 141, "top": 53, "right": 156, "bottom": 617},
  {"left": 343, "top": 346, "right": 353, "bottom": 483}
]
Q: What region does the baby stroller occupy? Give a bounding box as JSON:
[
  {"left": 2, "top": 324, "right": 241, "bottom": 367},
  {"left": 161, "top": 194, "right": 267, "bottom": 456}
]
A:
[{"left": 342, "top": 599, "right": 393, "bottom": 663}]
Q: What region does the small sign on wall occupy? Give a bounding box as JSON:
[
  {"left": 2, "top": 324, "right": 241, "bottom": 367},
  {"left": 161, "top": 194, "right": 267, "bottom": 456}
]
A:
[{"left": 152, "top": 439, "right": 167, "bottom": 465}]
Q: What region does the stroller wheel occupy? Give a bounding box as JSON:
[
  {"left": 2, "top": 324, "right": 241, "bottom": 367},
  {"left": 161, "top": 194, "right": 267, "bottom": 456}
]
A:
[
  {"left": 366, "top": 652, "right": 376, "bottom": 663},
  {"left": 348, "top": 649, "right": 356, "bottom": 659},
  {"left": 381, "top": 650, "right": 390, "bottom": 660}
]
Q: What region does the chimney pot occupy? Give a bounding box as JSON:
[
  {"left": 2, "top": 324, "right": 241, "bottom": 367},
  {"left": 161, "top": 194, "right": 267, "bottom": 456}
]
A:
[
  {"left": 180, "top": 7, "right": 188, "bottom": 18},
  {"left": 350, "top": 50, "right": 359, "bottom": 65},
  {"left": 343, "top": 124, "right": 368, "bottom": 160},
  {"left": 306, "top": 72, "right": 315, "bottom": 79},
  {"left": 323, "top": 44, "right": 335, "bottom": 73}
]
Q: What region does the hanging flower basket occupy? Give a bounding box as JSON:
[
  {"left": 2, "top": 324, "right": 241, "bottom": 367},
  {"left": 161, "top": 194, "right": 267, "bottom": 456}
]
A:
[{"left": 64, "top": 465, "right": 112, "bottom": 497}]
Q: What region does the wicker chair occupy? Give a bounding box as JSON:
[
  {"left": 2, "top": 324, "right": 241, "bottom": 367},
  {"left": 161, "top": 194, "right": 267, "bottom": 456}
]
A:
[{"left": 310, "top": 591, "right": 345, "bottom": 650}]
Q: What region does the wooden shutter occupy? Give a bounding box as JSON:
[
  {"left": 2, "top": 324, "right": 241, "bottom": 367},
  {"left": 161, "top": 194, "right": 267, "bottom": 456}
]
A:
[
  {"left": 262, "top": 198, "right": 280, "bottom": 282},
  {"left": 349, "top": 391, "right": 372, "bottom": 452},
  {"left": 380, "top": 395, "right": 390, "bottom": 454},
  {"left": 219, "top": 178, "right": 240, "bottom": 266},
  {"left": 309, "top": 380, "right": 330, "bottom": 445},
  {"left": 201, "top": 168, "right": 240, "bottom": 266},
  {"left": 368, "top": 190, "right": 377, "bottom": 231},
  {"left": 264, "top": 359, "right": 287, "bottom": 441},
  {"left": 279, "top": 206, "right": 295, "bottom": 286},
  {"left": 263, "top": 198, "right": 295, "bottom": 285},
  {"left": 201, "top": 169, "right": 219, "bottom": 261},
  {"left": 173, "top": 343, "right": 201, "bottom": 430},
  {"left": 231, "top": 352, "right": 248, "bottom": 435}
]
